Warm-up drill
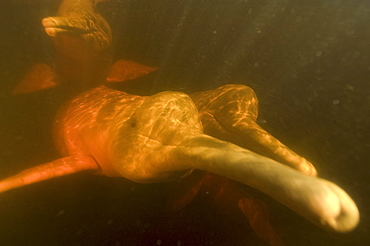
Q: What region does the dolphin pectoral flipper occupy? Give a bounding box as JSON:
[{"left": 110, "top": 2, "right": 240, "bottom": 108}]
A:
[
  {"left": 107, "top": 60, "right": 158, "bottom": 83},
  {"left": 13, "top": 63, "right": 57, "bottom": 95},
  {"left": 0, "top": 155, "right": 99, "bottom": 194}
]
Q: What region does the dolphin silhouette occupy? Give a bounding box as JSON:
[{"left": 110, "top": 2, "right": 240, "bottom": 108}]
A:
[
  {"left": 4, "top": 82, "right": 360, "bottom": 232},
  {"left": 14, "top": 0, "right": 112, "bottom": 94},
  {"left": 4, "top": 0, "right": 359, "bottom": 236}
]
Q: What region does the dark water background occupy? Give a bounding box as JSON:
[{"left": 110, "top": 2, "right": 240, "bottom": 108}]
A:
[{"left": 0, "top": 0, "right": 369, "bottom": 245}]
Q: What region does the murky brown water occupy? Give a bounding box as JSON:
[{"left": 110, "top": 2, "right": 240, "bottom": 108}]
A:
[{"left": 1, "top": 0, "right": 369, "bottom": 245}]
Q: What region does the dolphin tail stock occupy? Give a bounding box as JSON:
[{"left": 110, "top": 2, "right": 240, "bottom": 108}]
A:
[
  {"left": 0, "top": 155, "right": 99, "bottom": 194},
  {"left": 169, "top": 134, "right": 359, "bottom": 233}
]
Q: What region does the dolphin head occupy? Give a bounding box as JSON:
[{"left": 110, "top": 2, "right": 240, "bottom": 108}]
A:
[{"left": 42, "top": 0, "right": 112, "bottom": 90}]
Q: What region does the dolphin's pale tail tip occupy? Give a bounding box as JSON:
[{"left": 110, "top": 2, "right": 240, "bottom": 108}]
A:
[{"left": 0, "top": 155, "right": 99, "bottom": 194}]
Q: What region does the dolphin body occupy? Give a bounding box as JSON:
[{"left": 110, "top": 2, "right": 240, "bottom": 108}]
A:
[{"left": 4, "top": 0, "right": 359, "bottom": 235}]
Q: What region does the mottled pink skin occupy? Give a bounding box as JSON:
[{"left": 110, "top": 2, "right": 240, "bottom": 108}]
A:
[{"left": 4, "top": 0, "right": 359, "bottom": 239}]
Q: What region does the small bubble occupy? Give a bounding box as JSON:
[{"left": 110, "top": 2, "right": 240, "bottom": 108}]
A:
[
  {"left": 346, "top": 84, "right": 354, "bottom": 90},
  {"left": 156, "top": 239, "right": 162, "bottom": 245},
  {"left": 315, "top": 51, "right": 322, "bottom": 57},
  {"left": 107, "top": 219, "right": 113, "bottom": 225},
  {"left": 205, "top": 191, "right": 210, "bottom": 195},
  {"left": 56, "top": 209, "right": 65, "bottom": 216},
  {"left": 177, "top": 240, "right": 182, "bottom": 246},
  {"left": 253, "top": 62, "right": 259, "bottom": 67},
  {"left": 213, "top": 30, "right": 217, "bottom": 34},
  {"left": 332, "top": 99, "right": 340, "bottom": 105}
]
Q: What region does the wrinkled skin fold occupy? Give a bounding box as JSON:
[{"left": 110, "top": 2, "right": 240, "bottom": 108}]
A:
[{"left": 4, "top": 0, "right": 359, "bottom": 242}]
